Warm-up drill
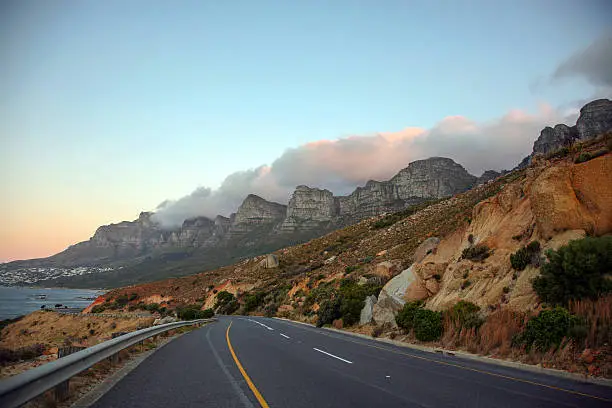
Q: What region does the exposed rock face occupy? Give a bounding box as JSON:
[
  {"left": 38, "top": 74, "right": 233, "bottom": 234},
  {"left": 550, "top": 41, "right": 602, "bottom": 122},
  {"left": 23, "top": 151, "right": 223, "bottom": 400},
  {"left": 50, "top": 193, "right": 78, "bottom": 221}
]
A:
[
  {"left": 338, "top": 181, "right": 403, "bottom": 219},
  {"left": 280, "top": 186, "right": 337, "bottom": 231},
  {"left": 576, "top": 99, "right": 612, "bottom": 141},
  {"left": 359, "top": 295, "right": 377, "bottom": 325},
  {"left": 390, "top": 157, "right": 477, "bottom": 200},
  {"left": 522, "top": 98, "right": 612, "bottom": 167},
  {"left": 477, "top": 170, "right": 503, "bottom": 185},
  {"left": 229, "top": 194, "right": 287, "bottom": 236},
  {"left": 169, "top": 217, "right": 215, "bottom": 247},
  {"left": 337, "top": 157, "right": 477, "bottom": 222},
  {"left": 532, "top": 124, "right": 578, "bottom": 156}
]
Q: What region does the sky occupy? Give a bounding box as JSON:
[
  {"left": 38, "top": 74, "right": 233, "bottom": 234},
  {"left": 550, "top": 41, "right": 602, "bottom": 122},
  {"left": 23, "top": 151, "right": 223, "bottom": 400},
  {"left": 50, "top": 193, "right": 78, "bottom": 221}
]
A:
[{"left": 1, "top": 1, "right": 611, "bottom": 261}]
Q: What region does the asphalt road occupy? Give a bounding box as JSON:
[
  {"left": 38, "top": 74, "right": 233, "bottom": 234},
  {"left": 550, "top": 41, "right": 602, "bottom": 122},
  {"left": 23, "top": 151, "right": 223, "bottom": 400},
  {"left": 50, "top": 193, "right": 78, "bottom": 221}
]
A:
[{"left": 91, "top": 316, "right": 612, "bottom": 408}]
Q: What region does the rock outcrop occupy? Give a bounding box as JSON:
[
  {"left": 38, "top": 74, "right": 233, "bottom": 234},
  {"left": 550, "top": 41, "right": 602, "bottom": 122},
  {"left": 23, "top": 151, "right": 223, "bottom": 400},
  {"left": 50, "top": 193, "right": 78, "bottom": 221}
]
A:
[
  {"left": 576, "top": 99, "right": 612, "bottom": 141},
  {"left": 280, "top": 186, "right": 338, "bottom": 231},
  {"left": 229, "top": 194, "right": 287, "bottom": 236},
  {"left": 525, "top": 98, "right": 611, "bottom": 164},
  {"left": 532, "top": 124, "right": 578, "bottom": 156},
  {"left": 389, "top": 157, "right": 477, "bottom": 200}
]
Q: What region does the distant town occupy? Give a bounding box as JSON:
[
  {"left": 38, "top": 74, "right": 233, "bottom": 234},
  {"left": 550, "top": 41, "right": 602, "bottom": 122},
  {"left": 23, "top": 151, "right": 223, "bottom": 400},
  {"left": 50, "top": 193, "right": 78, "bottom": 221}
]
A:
[{"left": 0, "top": 265, "right": 115, "bottom": 286}]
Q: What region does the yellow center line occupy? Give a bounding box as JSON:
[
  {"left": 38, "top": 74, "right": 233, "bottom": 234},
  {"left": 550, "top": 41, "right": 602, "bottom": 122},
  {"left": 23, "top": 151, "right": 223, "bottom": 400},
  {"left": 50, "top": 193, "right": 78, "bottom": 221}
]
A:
[
  {"left": 293, "top": 323, "right": 611, "bottom": 403},
  {"left": 226, "top": 321, "right": 270, "bottom": 408}
]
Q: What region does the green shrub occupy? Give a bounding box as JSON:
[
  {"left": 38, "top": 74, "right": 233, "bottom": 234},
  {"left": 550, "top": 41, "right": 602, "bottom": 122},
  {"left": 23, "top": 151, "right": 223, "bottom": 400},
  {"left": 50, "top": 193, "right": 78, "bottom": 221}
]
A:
[
  {"left": 214, "top": 291, "right": 239, "bottom": 314},
  {"left": 337, "top": 279, "right": 381, "bottom": 326},
  {"left": 516, "top": 307, "right": 576, "bottom": 351},
  {"left": 533, "top": 237, "right": 612, "bottom": 306},
  {"left": 177, "top": 305, "right": 214, "bottom": 320},
  {"left": 461, "top": 280, "right": 471, "bottom": 289},
  {"left": 461, "top": 244, "right": 491, "bottom": 262},
  {"left": 448, "top": 301, "right": 482, "bottom": 329},
  {"left": 345, "top": 265, "right": 359, "bottom": 273},
  {"left": 316, "top": 298, "right": 341, "bottom": 327},
  {"left": 144, "top": 303, "right": 161, "bottom": 313},
  {"left": 128, "top": 293, "right": 138, "bottom": 301},
  {"left": 510, "top": 241, "right": 541, "bottom": 271},
  {"left": 413, "top": 309, "right": 443, "bottom": 342},
  {"left": 243, "top": 292, "right": 266, "bottom": 313},
  {"left": 575, "top": 149, "right": 607, "bottom": 164},
  {"left": 396, "top": 301, "right": 424, "bottom": 331}
]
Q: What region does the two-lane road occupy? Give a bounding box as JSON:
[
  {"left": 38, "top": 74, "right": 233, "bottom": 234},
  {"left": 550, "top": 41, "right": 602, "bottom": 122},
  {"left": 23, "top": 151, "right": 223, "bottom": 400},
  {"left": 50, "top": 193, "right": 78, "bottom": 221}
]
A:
[{"left": 91, "top": 316, "right": 612, "bottom": 407}]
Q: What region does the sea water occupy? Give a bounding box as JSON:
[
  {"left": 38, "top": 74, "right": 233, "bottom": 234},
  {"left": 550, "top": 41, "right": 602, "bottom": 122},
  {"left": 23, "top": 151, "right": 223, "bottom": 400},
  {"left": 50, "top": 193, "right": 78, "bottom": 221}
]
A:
[{"left": 0, "top": 287, "right": 104, "bottom": 320}]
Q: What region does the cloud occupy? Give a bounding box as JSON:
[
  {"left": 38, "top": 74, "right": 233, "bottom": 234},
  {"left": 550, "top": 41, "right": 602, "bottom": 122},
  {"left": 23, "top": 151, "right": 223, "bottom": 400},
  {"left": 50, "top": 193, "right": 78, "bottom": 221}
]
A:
[
  {"left": 151, "top": 102, "right": 581, "bottom": 228},
  {"left": 553, "top": 35, "right": 612, "bottom": 88}
]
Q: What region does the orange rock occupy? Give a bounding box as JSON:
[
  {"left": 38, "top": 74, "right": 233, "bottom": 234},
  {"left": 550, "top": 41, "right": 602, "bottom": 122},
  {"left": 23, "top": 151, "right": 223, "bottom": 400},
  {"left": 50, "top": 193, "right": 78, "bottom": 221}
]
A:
[
  {"left": 581, "top": 348, "right": 595, "bottom": 364},
  {"left": 332, "top": 319, "right": 343, "bottom": 329}
]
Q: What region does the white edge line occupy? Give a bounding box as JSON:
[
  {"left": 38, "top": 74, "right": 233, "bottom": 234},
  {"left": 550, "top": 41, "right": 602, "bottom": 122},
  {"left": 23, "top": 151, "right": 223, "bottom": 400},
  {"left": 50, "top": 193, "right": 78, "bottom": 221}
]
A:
[
  {"left": 313, "top": 348, "right": 353, "bottom": 364},
  {"left": 280, "top": 333, "right": 290, "bottom": 339}
]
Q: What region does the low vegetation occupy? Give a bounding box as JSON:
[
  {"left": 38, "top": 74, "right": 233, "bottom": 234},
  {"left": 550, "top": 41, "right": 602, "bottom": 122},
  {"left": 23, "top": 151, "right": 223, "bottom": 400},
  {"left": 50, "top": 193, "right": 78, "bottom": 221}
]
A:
[
  {"left": 214, "top": 291, "right": 239, "bottom": 314},
  {"left": 396, "top": 301, "right": 444, "bottom": 342},
  {"left": 461, "top": 244, "right": 491, "bottom": 262},
  {"left": 509, "top": 241, "right": 541, "bottom": 271},
  {"left": 315, "top": 278, "right": 382, "bottom": 327},
  {"left": 533, "top": 236, "right": 612, "bottom": 306}
]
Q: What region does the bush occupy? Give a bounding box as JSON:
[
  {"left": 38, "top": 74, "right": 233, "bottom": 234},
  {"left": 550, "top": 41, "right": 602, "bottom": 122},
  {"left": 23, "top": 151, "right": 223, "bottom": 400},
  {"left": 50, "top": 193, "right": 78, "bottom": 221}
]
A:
[
  {"left": 316, "top": 298, "right": 341, "bottom": 327},
  {"left": 510, "top": 241, "right": 541, "bottom": 271},
  {"left": 214, "top": 291, "right": 239, "bottom": 315},
  {"left": 575, "top": 149, "right": 607, "bottom": 164},
  {"left": 91, "top": 305, "right": 106, "bottom": 314},
  {"left": 461, "top": 244, "right": 491, "bottom": 262},
  {"left": 0, "top": 344, "right": 45, "bottom": 366},
  {"left": 345, "top": 265, "right": 359, "bottom": 273},
  {"left": 533, "top": 237, "right": 612, "bottom": 306},
  {"left": 413, "top": 309, "right": 443, "bottom": 342},
  {"left": 243, "top": 292, "right": 266, "bottom": 313},
  {"left": 448, "top": 301, "right": 482, "bottom": 329},
  {"left": 515, "top": 307, "right": 576, "bottom": 351},
  {"left": 129, "top": 293, "right": 139, "bottom": 301},
  {"left": 177, "top": 305, "right": 214, "bottom": 320},
  {"left": 396, "top": 301, "right": 424, "bottom": 331}
]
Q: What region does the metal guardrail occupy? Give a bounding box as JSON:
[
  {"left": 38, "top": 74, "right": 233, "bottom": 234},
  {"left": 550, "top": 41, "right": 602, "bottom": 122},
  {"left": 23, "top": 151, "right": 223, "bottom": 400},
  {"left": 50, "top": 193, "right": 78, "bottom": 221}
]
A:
[{"left": 0, "top": 318, "right": 215, "bottom": 408}]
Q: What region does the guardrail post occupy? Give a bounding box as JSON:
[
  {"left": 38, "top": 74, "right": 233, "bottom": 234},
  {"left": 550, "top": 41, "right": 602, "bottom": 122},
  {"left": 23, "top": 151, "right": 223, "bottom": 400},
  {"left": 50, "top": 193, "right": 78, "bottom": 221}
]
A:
[{"left": 54, "top": 346, "right": 83, "bottom": 402}]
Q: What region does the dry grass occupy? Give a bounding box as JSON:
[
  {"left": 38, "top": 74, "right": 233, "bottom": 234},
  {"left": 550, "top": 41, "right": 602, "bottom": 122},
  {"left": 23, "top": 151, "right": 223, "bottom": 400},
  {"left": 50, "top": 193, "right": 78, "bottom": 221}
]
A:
[{"left": 570, "top": 295, "right": 612, "bottom": 348}]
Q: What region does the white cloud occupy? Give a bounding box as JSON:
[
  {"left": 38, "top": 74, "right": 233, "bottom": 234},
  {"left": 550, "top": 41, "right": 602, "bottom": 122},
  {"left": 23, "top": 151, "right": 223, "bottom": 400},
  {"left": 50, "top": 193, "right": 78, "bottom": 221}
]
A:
[{"left": 152, "top": 103, "right": 578, "bottom": 227}]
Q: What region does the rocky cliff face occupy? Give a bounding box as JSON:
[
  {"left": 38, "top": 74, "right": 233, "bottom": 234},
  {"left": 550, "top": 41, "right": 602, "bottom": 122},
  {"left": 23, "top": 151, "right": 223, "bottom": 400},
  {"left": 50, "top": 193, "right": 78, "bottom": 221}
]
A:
[
  {"left": 229, "top": 194, "right": 287, "bottom": 236},
  {"left": 529, "top": 98, "right": 612, "bottom": 159},
  {"left": 532, "top": 124, "right": 578, "bottom": 155},
  {"left": 280, "top": 186, "right": 338, "bottom": 231},
  {"left": 576, "top": 99, "right": 612, "bottom": 141},
  {"left": 390, "top": 157, "right": 477, "bottom": 200},
  {"left": 337, "top": 158, "right": 477, "bottom": 222}
]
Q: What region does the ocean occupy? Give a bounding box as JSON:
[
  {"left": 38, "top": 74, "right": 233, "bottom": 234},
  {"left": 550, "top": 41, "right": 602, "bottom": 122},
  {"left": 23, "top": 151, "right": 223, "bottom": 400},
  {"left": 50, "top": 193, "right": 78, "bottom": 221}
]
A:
[{"left": 0, "top": 287, "right": 105, "bottom": 320}]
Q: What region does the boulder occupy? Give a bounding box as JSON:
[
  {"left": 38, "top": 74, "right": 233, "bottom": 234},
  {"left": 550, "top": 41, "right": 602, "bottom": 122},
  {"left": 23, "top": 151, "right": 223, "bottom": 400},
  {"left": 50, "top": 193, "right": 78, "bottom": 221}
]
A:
[
  {"left": 372, "top": 290, "right": 402, "bottom": 327},
  {"left": 413, "top": 237, "right": 440, "bottom": 263},
  {"left": 332, "top": 319, "right": 343, "bottom": 329},
  {"left": 372, "top": 266, "right": 419, "bottom": 327},
  {"left": 359, "top": 295, "right": 377, "bottom": 325},
  {"left": 357, "top": 276, "right": 369, "bottom": 286},
  {"left": 261, "top": 254, "right": 279, "bottom": 268},
  {"left": 376, "top": 250, "right": 388, "bottom": 257},
  {"left": 374, "top": 261, "right": 397, "bottom": 279},
  {"left": 154, "top": 316, "right": 177, "bottom": 325},
  {"left": 324, "top": 255, "right": 337, "bottom": 265}
]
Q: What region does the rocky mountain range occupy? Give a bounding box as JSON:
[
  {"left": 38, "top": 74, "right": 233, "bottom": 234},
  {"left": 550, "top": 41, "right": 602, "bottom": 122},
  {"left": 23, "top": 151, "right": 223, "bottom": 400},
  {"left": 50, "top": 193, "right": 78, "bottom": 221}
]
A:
[{"left": 3, "top": 98, "right": 611, "bottom": 288}]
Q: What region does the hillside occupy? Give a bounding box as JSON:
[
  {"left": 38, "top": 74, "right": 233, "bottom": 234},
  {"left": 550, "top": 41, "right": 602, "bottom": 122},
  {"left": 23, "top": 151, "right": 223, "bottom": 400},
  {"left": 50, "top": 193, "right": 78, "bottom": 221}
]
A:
[{"left": 85, "top": 130, "right": 612, "bottom": 376}]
